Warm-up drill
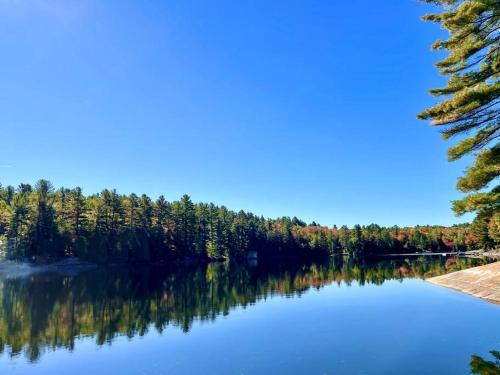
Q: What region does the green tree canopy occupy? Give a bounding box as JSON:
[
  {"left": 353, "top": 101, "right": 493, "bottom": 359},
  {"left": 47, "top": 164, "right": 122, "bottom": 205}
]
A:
[{"left": 419, "top": 0, "right": 499, "bottom": 248}]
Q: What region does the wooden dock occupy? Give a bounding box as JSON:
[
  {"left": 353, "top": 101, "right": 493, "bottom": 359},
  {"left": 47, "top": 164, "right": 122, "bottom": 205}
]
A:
[{"left": 427, "top": 261, "right": 500, "bottom": 305}]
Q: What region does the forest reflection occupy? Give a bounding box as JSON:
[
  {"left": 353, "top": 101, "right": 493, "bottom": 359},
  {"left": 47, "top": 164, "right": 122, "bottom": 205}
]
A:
[{"left": 0, "top": 256, "right": 492, "bottom": 362}]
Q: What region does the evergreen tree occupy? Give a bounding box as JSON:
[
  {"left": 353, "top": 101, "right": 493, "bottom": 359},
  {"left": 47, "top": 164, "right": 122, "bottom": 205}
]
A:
[
  {"left": 154, "top": 195, "right": 171, "bottom": 231},
  {"left": 349, "top": 224, "right": 364, "bottom": 253},
  {"left": 338, "top": 226, "right": 351, "bottom": 253},
  {"left": 138, "top": 194, "right": 153, "bottom": 231},
  {"left": 469, "top": 350, "right": 500, "bottom": 374},
  {"left": 5, "top": 188, "right": 31, "bottom": 257},
  {"left": 172, "top": 195, "right": 196, "bottom": 256},
  {"left": 62, "top": 187, "right": 89, "bottom": 258},
  {"left": 206, "top": 203, "right": 222, "bottom": 259},
  {"left": 194, "top": 203, "right": 210, "bottom": 257},
  {"left": 65, "top": 187, "right": 88, "bottom": 237},
  {"left": 418, "top": 0, "right": 499, "bottom": 247},
  {"left": 153, "top": 195, "right": 173, "bottom": 258},
  {"left": 28, "top": 180, "right": 61, "bottom": 259},
  {"left": 231, "top": 211, "right": 250, "bottom": 259},
  {"left": 124, "top": 193, "right": 140, "bottom": 229},
  {"left": 216, "top": 206, "right": 231, "bottom": 258}
]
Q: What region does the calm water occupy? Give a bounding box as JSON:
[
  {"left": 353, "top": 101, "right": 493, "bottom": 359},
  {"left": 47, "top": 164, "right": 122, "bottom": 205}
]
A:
[{"left": 0, "top": 256, "right": 498, "bottom": 374}]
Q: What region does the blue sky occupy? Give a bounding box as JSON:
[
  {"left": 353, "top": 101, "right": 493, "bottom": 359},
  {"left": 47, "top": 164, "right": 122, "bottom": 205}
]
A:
[{"left": 0, "top": 0, "right": 473, "bottom": 227}]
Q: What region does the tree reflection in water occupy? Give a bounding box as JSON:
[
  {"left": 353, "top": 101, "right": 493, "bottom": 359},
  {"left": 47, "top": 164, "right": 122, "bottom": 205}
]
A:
[
  {"left": 470, "top": 351, "right": 500, "bottom": 375},
  {"left": 0, "top": 256, "right": 492, "bottom": 362}
]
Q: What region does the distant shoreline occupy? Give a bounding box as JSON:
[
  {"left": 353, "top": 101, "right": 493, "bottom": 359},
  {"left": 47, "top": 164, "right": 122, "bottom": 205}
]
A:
[
  {"left": 2, "top": 250, "right": 498, "bottom": 271},
  {"left": 374, "top": 250, "right": 500, "bottom": 259}
]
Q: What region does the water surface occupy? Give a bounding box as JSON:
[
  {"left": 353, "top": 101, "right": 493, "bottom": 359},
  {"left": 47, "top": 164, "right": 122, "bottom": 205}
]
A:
[{"left": 0, "top": 256, "right": 498, "bottom": 374}]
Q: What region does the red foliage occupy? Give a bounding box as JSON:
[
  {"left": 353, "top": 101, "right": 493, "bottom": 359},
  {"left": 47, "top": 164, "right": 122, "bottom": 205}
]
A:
[
  {"left": 396, "top": 233, "right": 408, "bottom": 242},
  {"left": 441, "top": 237, "right": 454, "bottom": 249}
]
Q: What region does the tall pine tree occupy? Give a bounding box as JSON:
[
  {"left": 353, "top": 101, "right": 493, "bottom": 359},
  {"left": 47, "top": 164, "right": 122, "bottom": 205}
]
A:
[{"left": 418, "top": 0, "right": 499, "bottom": 248}]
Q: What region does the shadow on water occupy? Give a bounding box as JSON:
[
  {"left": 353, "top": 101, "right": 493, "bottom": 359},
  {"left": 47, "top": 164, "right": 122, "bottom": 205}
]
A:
[{"left": 0, "top": 255, "right": 493, "bottom": 363}]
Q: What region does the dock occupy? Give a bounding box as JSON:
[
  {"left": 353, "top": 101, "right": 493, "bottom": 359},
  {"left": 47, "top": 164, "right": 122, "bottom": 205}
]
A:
[{"left": 427, "top": 261, "right": 500, "bottom": 305}]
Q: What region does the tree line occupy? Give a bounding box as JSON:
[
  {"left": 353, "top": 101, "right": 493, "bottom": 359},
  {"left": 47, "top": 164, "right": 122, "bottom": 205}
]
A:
[{"left": 0, "top": 180, "right": 494, "bottom": 263}]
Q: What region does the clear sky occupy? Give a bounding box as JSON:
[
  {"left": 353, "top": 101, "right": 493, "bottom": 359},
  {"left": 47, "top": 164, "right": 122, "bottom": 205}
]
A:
[{"left": 0, "top": 0, "right": 474, "bottom": 227}]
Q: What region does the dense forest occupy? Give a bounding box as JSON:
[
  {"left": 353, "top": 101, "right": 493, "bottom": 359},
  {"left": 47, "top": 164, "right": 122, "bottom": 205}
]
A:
[
  {"left": 0, "top": 180, "right": 496, "bottom": 263},
  {"left": 0, "top": 256, "right": 490, "bottom": 362}
]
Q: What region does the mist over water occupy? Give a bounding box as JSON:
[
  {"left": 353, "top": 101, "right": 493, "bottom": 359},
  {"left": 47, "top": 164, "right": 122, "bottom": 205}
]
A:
[{"left": 0, "top": 260, "right": 35, "bottom": 280}]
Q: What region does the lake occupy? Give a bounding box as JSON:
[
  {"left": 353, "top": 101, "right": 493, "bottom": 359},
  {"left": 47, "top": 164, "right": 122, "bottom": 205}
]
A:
[{"left": 0, "top": 256, "right": 498, "bottom": 374}]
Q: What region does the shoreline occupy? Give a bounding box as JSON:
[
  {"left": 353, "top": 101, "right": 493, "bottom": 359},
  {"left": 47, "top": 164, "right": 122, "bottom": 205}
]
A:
[
  {"left": 374, "top": 250, "right": 500, "bottom": 259},
  {"left": 427, "top": 261, "right": 500, "bottom": 305}
]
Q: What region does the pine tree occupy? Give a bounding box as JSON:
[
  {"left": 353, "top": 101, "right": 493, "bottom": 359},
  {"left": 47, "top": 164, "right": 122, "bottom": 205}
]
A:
[
  {"left": 5, "top": 188, "right": 31, "bottom": 257},
  {"left": 0, "top": 185, "right": 8, "bottom": 241},
  {"left": 231, "top": 211, "right": 250, "bottom": 259},
  {"left": 195, "top": 203, "right": 210, "bottom": 257},
  {"left": 206, "top": 204, "right": 223, "bottom": 259},
  {"left": 66, "top": 187, "right": 88, "bottom": 237},
  {"left": 138, "top": 194, "right": 153, "bottom": 231},
  {"left": 151, "top": 195, "right": 172, "bottom": 260},
  {"left": 338, "top": 226, "right": 351, "bottom": 253},
  {"left": 171, "top": 195, "right": 196, "bottom": 256},
  {"left": 350, "top": 224, "right": 364, "bottom": 253},
  {"left": 28, "top": 180, "right": 61, "bottom": 259},
  {"left": 133, "top": 194, "right": 153, "bottom": 261},
  {"left": 154, "top": 195, "right": 171, "bottom": 231},
  {"left": 124, "top": 193, "right": 140, "bottom": 229},
  {"left": 100, "top": 189, "right": 124, "bottom": 236},
  {"left": 62, "top": 187, "right": 88, "bottom": 258},
  {"left": 216, "top": 206, "right": 231, "bottom": 258},
  {"left": 418, "top": 0, "right": 499, "bottom": 247}
]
